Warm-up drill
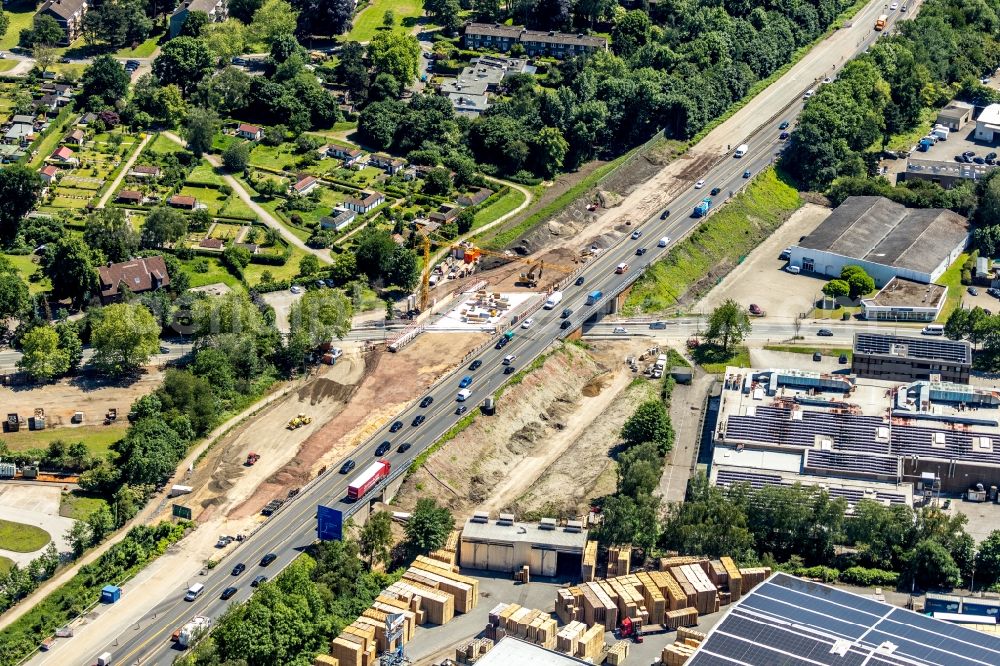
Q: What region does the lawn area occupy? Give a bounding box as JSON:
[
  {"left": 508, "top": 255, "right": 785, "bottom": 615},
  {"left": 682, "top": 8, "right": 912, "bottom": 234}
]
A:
[
  {"left": 472, "top": 186, "right": 527, "bottom": 231},
  {"left": 244, "top": 245, "right": 306, "bottom": 285},
  {"left": 0, "top": 556, "right": 12, "bottom": 575},
  {"left": 178, "top": 185, "right": 227, "bottom": 214},
  {"left": 113, "top": 33, "right": 162, "bottom": 58},
  {"left": 2, "top": 424, "right": 126, "bottom": 458},
  {"left": 257, "top": 198, "right": 313, "bottom": 242},
  {"left": 1, "top": 253, "right": 49, "bottom": 295},
  {"left": 148, "top": 133, "right": 187, "bottom": 155},
  {"left": 692, "top": 345, "right": 750, "bottom": 374},
  {"left": 209, "top": 222, "right": 243, "bottom": 240},
  {"left": 249, "top": 142, "right": 302, "bottom": 172},
  {"left": 938, "top": 252, "right": 969, "bottom": 322},
  {"left": 0, "top": 1, "right": 35, "bottom": 51},
  {"left": 60, "top": 491, "right": 110, "bottom": 521},
  {"left": 0, "top": 519, "right": 51, "bottom": 553},
  {"left": 180, "top": 255, "right": 246, "bottom": 292},
  {"left": 344, "top": 0, "right": 425, "bottom": 42},
  {"left": 624, "top": 168, "right": 803, "bottom": 314},
  {"left": 188, "top": 161, "right": 226, "bottom": 187},
  {"left": 764, "top": 344, "right": 853, "bottom": 361},
  {"left": 286, "top": 187, "right": 346, "bottom": 227},
  {"left": 0, "top": 60, "right": 17, "bottom": 73}
]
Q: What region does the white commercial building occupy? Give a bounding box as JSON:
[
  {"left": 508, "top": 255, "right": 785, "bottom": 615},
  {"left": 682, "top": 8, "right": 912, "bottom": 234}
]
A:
[
  {"left": 788, "top": 196, "right": 969, "bottom": 286},
  {"left": 975, "top": 103, "right": 1000, "bottom": 142},
  {"left": 459, "top": 513, "right": 588, "bottom": 577}
]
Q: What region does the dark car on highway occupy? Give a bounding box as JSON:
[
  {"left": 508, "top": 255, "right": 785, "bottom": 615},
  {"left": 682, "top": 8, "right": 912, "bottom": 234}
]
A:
[
  {"left": 375, "top": 441, "right": 391, "bottom": 456},
  {"left": 560, "top": 320, "right": 573, "bottom": 329},
  {"left": 221, "top": 586, "right": 238, "bottom": 600},
  {"left": 575, "top": 276, "right": 585, "bottom": 286},
  {"left": 231, "top": 563, "right": 245, "bottom": 576},
  {"left": 660, "top": 210, "right": 670, "bottom": 219},
  {"left": 504, "top": 366, "right": 516, "bottom": 374},
  {"left": 412, "top": 414, "right": 425, "bottom": 427},
  {"left": 710, "top": 187, "right": 722, "bottom": 196},
  {"left": 636, "top": 247, "right": 647, "bottom": 256},
  {"left": 455, "top": 405, "right": 467, "bottom": 415},
  {"left": 260, "top": 553, "right": 277, "bottom": 566},
  {"left": 339, "top": 459, "right": 355, "bottom": 474},
  {"left": 779, "top": 120, "right": 789, "bottom": 129},
  {"left": 779, "top": 131, "right": 790, "bottom": 140},
  {"left": 397, "top": 442, "right": 412, "bottom": 453},
  {"left": 252, "top": 575, "right": 267, "bottom": 587},
  {"left": 389, "top": 420, "right": 403, "bottom": 432},
  {"left": 469, "top": 359, "right": 482, "bottom": 371},
  {"left": 420, "top": 396, "right": 433, "bottom": 408},
  {"left": 817, "top": 329, "right": 834, "bottom": 337}
]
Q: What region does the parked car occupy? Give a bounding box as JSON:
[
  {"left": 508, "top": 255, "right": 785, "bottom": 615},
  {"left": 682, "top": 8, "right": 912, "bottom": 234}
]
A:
[
  {"left": 749, "top": 304, "right": 763, "bottom": 316},
  {"left": 221, "top": 587, "right": 238, "bottom": 600},
  {"left": 290, "top": 285, "right": 303, "bottom": 294},
  {"left": 339, "top": 459, "right": 356, "bottom": 474},
  {"left": 390, "top": 420, "right": 403, "bottom": 432},
  {"left": 839, "top": 353, "right": 849, "bottom": 364},
  {"left": 968, "top": 286, "right": 980, "bottom": 296},
  {"left": 803, "top": 88, "right": 815, "bottom": 99},
  {"left": 420, "top": 396, "right": 433, "bottom": 408},
  {"left": 812, "top": 352, "right": 822, "bottom": 361},
  {"left": 987, "top": 287, "right": 1000, "bottom": 298},
  {"left": 974, "top": 157, "right": 986, "bottom": 164},
  {"left": 817, "top": 328, "right": 834, "bottom": 336},
  {"left": 375, "top": 441, "right": 391, "bottom": 456},
  {"left": 397, "top": 442, "right": 412, "bottom": 453}
]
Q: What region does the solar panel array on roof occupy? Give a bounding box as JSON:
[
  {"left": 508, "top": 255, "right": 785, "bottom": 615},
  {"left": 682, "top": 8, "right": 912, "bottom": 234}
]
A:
[
  {"left": 714, "top": 469, "right": 908, "bottom": 505},
  {"left": 689, "top": 572, "right": 1000, "bottom": 666},
  {"left": 724, "top": 406, "right": 1000, "bottom": 467},
  {"left": 854, "top": 333, "right": 971, "bottom": 364}
]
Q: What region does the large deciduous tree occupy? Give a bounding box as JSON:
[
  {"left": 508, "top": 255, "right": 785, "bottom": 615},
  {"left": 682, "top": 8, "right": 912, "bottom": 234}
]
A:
[
  {"left": 153, "top": 37, "right": 214, "bottom": 96},
  {"left": 141, "top": 207, "right": 189, "bottom": 249},
  {"left": 185, "top": 107, "right": 220, "bottom": 157},
  {"left": 405, "top": 498, "right": 454, "bottom": 556},
  {"left": 17, "top": 325, "right": 70, "bottom": 382},
  {"left": 83, "top": 208, "right": 139, "bottom": 263},
  {"left": 367, "top": 31, "right": 420, "bottom": 86},
  {"left": 90, "top": 302, "right": 161, "bottom": 375},
  {"left": 43, "top": 237, "right": 97, "bottom": 307},
  {"left": 705, "top": 299, "right": 751, "bottom": 353},
  {"left": 80, "top": 55, "right": 131, "bottom": 110},
  {"left": 0, "top": 166, "right": 42, "bottom": 244},
  {"left": 620, "top": 399, "right": 673, "bottom": 454}
]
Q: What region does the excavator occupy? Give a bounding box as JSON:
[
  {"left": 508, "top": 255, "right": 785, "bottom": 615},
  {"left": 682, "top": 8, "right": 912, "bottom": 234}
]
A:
[{"left": 519, "top": 262, "right": 544, "bottom": 288}]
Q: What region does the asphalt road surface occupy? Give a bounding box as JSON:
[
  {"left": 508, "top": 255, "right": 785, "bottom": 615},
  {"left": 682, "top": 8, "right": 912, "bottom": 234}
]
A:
[{"left": 76, "top": 7, "right": 915, "bottom": 665}]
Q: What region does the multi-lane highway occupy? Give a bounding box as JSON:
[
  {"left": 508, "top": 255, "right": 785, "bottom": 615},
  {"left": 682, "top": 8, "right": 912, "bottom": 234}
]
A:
[{"left": 69, "top": 7, "right": 917, "bottom": 665}]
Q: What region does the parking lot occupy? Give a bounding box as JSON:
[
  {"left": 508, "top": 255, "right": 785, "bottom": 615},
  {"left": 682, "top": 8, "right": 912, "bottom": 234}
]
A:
[{"left": 897, "top": 122, "right": 1000, "bottom": 185}]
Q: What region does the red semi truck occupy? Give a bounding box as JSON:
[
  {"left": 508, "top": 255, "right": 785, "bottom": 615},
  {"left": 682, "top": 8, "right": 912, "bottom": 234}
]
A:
[{"left": 347, "top": 460, "right": 391, "bottom": 500}]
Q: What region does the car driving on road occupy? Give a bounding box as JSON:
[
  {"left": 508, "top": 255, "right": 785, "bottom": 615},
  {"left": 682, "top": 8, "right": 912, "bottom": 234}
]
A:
[
  {"left": 412, "top": 414, "right": 425, "bottom": 426},
  {"left": 221, "top": 586, "right": 238, "bottom": 600},
  {"left": 397, "top": 442, "right": 412, "bottom": 453},
  {"left": 817, "top": 329, "right": 834, "bottom": 337},
  {"left": 390, "top": 420, "right": 403, "bottom": 432},
  {"left": 339, "top": 459, "right": 355, "bottom": 474},
  {"left": 232, "top": 563, "right": 245, "bottom": 576},
  {"left": 631, "top": 230, "right": 642, "bottom": 239},
  {"left": 420, "top": 396, "right": 433, "bottom": 408},
  {"left": 694, "top": 179, "right": 706, "bottom": 189},
  {"left": 375, "top": 441, "right": 391, "bottom": 456},
  {"left": 260, "top": 553, "right": 277, "bottom": 566},
  {"left": 469, "top": 359, "right": 482, "bottom": 371}
]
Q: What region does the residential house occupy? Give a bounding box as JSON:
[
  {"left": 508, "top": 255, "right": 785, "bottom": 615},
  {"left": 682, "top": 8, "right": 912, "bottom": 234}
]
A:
[
  {"left": 458, "top": 187, "right": 494, "bottom": 207},
  {"left": 430, "top": 204, "right": 460, "bottom": 224},
  {"left": 463, "top": 23, "right": 607, "bottom": 58},
  {"left": 344, "top": 191, "right": 385, "bottom": 214},
  {"left": 169, "top": 0, "right": 228, "bottom": 38},
  {"left": 77, "top": 112, "right": 97, "bottom": 126},
  {"left": 64, "top": 129, "right": 85, "bottom": 145},
  {"left": 368, "top": 154, "right": 405, "bottom": 175},
  {"left": 37, "top": 0, "right": 89, "bottom": 46},
  {"left": 448, "top": 93, "right": 490, "bottom": 116},
  {"left": 115, "top": 189, "right": 144, "bottom": 205},
  {"left": 235, "top": 243, "right": 259, "bottom": 255},
  {"left": 33, "top": 95, "right": 59, "bottom": 114},
  {"left": 39, "top": 165, "right": 59, "bottom": 185},
  {"left": 291, "top": 175, "right": 319, "bottom": 196},
  {"left": 3, "top": 122, "right": 34, "bottom": 146},
  {"left": 403, "top": 165, "right": 437, "bottom": 181},
  {"left": 49, "top": 146, "right": 77, "bottom": 164},
  {"left": 128, "top": 165, "right": 161, "bottom": 179},
  {"left": 327, "top": 145, "right": 363, "bottom": 166},
  {"left": 97, "top": 256, "right": 170, "bottom": 304},
  {"left": 168, "top": 194, "right": 197, "bottom": 209},
  {"left": 319, "top": 208, "right": 356, "bottom": 231},
  {"left": 11, "top": 115, "right": 37, "bottom": 127},
  {"left": 199, "top": 237, "right": 224, "bottom": 250},
  {"left": 236, "top": 123, "right": 262, "bottom": 141},
  {"left": 0, "top": 145, "right": 26, "bottom": 163}
]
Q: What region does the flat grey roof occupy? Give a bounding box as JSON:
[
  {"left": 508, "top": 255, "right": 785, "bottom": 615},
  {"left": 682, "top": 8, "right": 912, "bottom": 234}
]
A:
[
  {"left": 796, "top": 196, "right": 970, "bottom": 274},
  {"left": 461, "top": 518, "right": 588, "bottom": 552},
  {"left": 475, "top": 637, "right": 590, "bottom": 665}
]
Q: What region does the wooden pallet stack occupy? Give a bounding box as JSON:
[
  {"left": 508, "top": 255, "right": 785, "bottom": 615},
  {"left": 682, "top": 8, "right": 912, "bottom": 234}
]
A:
[
  {"left": 678, "top": 627, "right": 707, "bottom": 643},
  {"left": 661, "top": 640, "right": 699, "bottom": 665},
  {"left": 313, "top": 655, "right": 338, "bottom": 666},
  {"left": 576, "top": 624, "right": 606, "bottom": 661},
  {"left": 682, "top": 564, "right": 719, "bottom": 615},
  {"left": 515, "top": 564, "right": 530, "bottom": 583},
  {"left": 738, "top": 566, "right": 771, "bottom": 592},
  {"left": 582, "top": 540, "right": 598, "bottom": 582},
  {"left": 607, "top": 546, "right": 631, "bottom": 577},
  {"left": 664, "top": 607, "right": 699, "bottom": 629},
  {"left": 555, "top": 587, "right": 579, "bottom": 624},
  {"left": 649, "top": 569, "right": 687, "bottom": 611},
  {"left": 668, "top": 566, "right": 698, "bottom": 608},
  {"left": 485, "top": 603, "right": 557, "bottom": 650},
  {"left": 605, "top": 640, "right": 630, "bottom": 665},
  {"left": 386, "top": 579, "right": 455, "bottom": 625},
  {"left": 454, "top": 637, "right": 495, "bottom": 665},
  {"left": 427, "top": 530, "right": 460, "bottom": 566},
  {"left": 404, "top": 556, "right": 479, "bottom": 614},
  {"left": 330, "top": 623, "right": 376, "bottom": 666},
  {"left": 556, "top": 621, "right": 588, "bottom": 655},
  {"left": 720, "top": 557, "right": 743, "bottom": 602},
  {"left": 635, "top": 571, "right": 667, "bottom": 625}
]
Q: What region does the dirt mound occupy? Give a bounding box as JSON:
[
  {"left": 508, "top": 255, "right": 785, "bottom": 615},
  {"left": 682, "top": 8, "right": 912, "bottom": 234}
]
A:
[
  {"left": 582, "top": 372, "right": 612, "bottom": 397},
  {"left": 300, "top": 377, "right": 357, "bottom": 404}
]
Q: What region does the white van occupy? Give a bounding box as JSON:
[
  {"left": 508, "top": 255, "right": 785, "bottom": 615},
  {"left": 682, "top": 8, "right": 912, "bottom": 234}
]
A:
[
  {"left": 502, "top": 354, "right": 516, "bottom": 365},
  {"left": 456, "top": 389, "right": 471, "bottom": 401},
  {"left": 734, "top": 144, "right": 749, "bottom": 158},
  {"left": 786, "top": 265, "right": 801, "bottom": 274},
  {"left": 185, "top": 583, "right": 205, "bottom": 601},
  {"left": 922, "top": 324, "right": 945, "bottom": 336},
  {"left": 658, "top": 237, "right": 669, "bottom": 248}
]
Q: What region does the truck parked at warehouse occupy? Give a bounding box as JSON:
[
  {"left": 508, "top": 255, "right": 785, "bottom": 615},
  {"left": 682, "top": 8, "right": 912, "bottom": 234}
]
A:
[
  {"left": 347, "top": 460, "right": 391, "bottom": 501},
  {"left": 544, "top": 291, "right": 563, "bottom": 309},
  {"left": 693, "top": 198, "right": 712, "bottom": 217}
]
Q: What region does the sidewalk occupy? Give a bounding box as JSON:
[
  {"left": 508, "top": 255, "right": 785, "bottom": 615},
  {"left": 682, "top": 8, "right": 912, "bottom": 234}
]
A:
[{"left": 95, "top": 133, "right": 151, "bottom": 209}]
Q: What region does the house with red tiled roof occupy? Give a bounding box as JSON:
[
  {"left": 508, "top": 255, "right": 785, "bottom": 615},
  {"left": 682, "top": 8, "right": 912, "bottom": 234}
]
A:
[
  {"left": 236, "top": 123, "right": 262, "bottom": 141},
  {"left": 50, "top": 146, "right": 77, "bottom": 164},
  {"left": 168, "top": 195, "right": 197, "bottom": 209},
  {"left": 39, "top": 165, "right": 59, "bottom": 185},
  {"left": 199, "top": 237, "right": 224, "bottom": 250},
  {"left": 97, "top": 256, "right": 170, "bottom": 304},
  {"left": 291, "top": 175, "right": 319, "bottom": 195},
  {"left": 115, "top": 190, "right": 143, "bottom": 204},
  {"left": 129, "top": 165, "right": 161, "bottom": 179}
]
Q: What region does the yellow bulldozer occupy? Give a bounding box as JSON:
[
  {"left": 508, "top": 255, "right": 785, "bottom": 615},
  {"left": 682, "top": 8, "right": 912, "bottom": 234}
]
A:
[{"left": 287, "top": 413, "right": 312, "bottom": 430}]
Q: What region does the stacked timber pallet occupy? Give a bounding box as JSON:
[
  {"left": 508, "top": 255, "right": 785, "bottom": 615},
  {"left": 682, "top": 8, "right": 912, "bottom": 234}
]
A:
[
  {"left": 660, "top": 627, "right": 706, "bottom": 665},
  {"left": 605, "top": 640, "right": 630, "bottom": 665},
  {"left": 485, "top": 603, "right": 558, "bottom": 650},
  {"left": 454, "top": 637, "right": 494, "bottom": 665},
  {"left": 313, "top": 655, "right": 339, "bottom": 666},
  {"left": 582, "top": 540, "right": 598, "bottom": 582},
  {"left": 721, "top": 557, "right": 742, "bottom": 601},
  {"left": 739, "top": 566, "right": 770, "bottom": 591},
  {"left": 607, "top": 546, "right": 631, "bottom": 577},
  {"left": 428, "top": 530, "right": 461, "bottom": 566}
]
